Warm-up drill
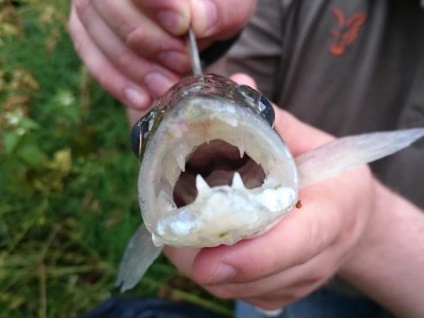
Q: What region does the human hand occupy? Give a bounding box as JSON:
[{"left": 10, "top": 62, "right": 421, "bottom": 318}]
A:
[
  {"left": 67, "top": 0, "right": 257, "bottom": 120},
  {"left": 164, "top": 74, "right": 376, "bottom": 310}
]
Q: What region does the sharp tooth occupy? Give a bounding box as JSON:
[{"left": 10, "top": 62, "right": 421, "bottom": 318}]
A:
[
  {"left": 196, "top": 174, "right": 210, "bottom": 195},
  {"left": 238, "top": 144, "right": 245, "bottom": 158},
  {"left": 176, "top": 154, "right": 186, "bottom": 172},
  {"left": 158, "top": 190, "right": 176, "bottom": 211},
  {"left": 232, "top": 172, "right": 245, "bottom": 190}
]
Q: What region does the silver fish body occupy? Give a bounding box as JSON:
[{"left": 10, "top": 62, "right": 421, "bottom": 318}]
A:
[{"left": 117, "top": 73, "right": 424, "bottom": 292}]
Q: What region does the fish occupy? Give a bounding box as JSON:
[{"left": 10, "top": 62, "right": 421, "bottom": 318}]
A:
[
  {"left": 115, "top": 72, "right": 424, "bottom": 292},
  {"left": 115, "top": 30, "right": 424, "bottom": 292}
]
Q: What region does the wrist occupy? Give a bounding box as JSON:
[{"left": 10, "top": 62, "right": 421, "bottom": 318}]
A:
[
  {"left": 339, "top": 180, "right": 388, "bottom": 276},
  {"left": 338, "top": 180, "right": 424, "bottom": 317}
]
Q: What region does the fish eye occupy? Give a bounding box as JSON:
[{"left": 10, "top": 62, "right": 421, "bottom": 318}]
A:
[
  {"left": 236, "top": 84, "right": 257, "bottom": 102},
  {"left": 131, "top": 121, "right": 143, "bottom": 158},
  {"left": 236, "top": 85, "right": 275, "bottom": 127},
  {"left": 259, "top": 95, "right": 275, "bottom": 128},
  {"left": 130, "top": 108, "right": 160, "bottom": 159}
]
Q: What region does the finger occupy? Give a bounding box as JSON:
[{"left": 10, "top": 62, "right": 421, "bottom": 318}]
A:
[
  {"left": 89, "top": 0, "right": 190, "bottom": 70},
  {"left": 134, "top": 0, "right": 191, "bottom": 36},
  {"left": 190, "top": 184, "right": 348, "bottom": 285},
  {"left": 191, "top": 160, "right": 370, "bottom": 286},
  {"left": 203, "top": 265, "right": 320, "bottom": 302},
  {"left": 74, "top": 0, "right": 179, "bottom": 98},
  {"left": 68, "top": 4, "right": 151, "bottom": 110},
  {"left": 190, "top": 0, "right": 258, "bottom": 39},
  {"left": 202, "top": 238, "right": 345, "bottom": 301},
  {"left": 163, "top": 247, "right": 200, "bottom": 276},
  {"left": 230, "top": 73, "right": 258, "bottom": 89},
  {"left": 274, "top": 108, "right": 334, "bottom": 156}
]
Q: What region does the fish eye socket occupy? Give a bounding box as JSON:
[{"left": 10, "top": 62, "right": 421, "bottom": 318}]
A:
[
  {"left": 130, "top": 109, "right": 160, "bottom": 159},
  {"left": 236, "top": 85, "right": 257, "bottom": 105},
  {"left": 259, "top": 95, "right": 275, "bottom": 127},
  {"left": 131, "top": 121, "right": 143, "bottom": 158},
  {"left": 236, "top": 85, "right": 275, "bottom": 127}
]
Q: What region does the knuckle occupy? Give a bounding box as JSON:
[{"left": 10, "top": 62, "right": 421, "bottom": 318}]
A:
[
  {"left": 119, "top": 23, "right": 139, "bottom": 42},
  {"left": 293, "top": 283, "right": 321, "bottom": 300},
  {"left": 126, "top": 29, "right": 174, "bottom": 59},
  {"left": 277, "top": 284, "right": 315, "bottom": 303},
  {"left": 117, "top": 48, "right": 139, "bottom": 73},
  {"left": 305, "top": 269, "right": 329, "bottom": 286},
  {"left": 126, "top": 29, "right": 157, "bottom": 58},
  {"left": 292, "top": 268, "right": 333, "bottom": 293},
  {"left": 126, "top": 28, "right": 146, "bottom": 49},
  {"left": 301, "top": 222, "right": 334, "bottom": 264}
]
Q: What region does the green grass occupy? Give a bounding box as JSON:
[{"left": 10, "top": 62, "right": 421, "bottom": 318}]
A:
[{"left": 0, "top": 1, "right": 233, "bottom": 317}]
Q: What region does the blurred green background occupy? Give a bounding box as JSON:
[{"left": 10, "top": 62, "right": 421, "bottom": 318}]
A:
[{"left": 0, "top": 1, "right": 232, "bottom": 317}]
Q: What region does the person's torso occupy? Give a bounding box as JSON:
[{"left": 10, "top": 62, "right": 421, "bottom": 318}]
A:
[{"left": 227, "top": 0, "right": 424, "bottom": 207}]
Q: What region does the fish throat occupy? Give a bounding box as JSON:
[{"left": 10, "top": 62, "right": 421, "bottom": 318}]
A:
[{"left": 173, "top": 139, "right": 265, "bottom": 207}]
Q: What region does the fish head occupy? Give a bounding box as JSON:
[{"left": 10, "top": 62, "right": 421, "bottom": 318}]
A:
[{"left": 132, "top": 74, "right": 298, "bottom": 248}]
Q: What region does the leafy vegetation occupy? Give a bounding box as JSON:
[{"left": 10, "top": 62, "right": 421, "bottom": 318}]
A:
[{"left": 0, "top": 1, "right": 232, "bottom": 317}]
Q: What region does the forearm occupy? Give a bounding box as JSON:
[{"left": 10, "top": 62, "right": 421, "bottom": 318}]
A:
[{"left": 340, "top": 180, "right": 424, "bottom": 318}]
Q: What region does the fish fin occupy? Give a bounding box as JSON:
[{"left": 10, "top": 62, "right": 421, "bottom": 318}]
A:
[
  {"left": 116, "top": 223, "right": 163, "bottom": 292},
  {"left": 296, "top": 128, "right": 424, "bottom": 188}
]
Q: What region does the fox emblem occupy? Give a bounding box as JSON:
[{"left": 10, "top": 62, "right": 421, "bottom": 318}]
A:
[{"left": 330, "top": 7, "right": 367, "bottom": 56}]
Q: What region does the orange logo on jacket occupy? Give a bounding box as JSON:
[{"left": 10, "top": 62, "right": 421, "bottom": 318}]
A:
[{"left": 330, "top": 7, "right": 367, "bottom": 56}]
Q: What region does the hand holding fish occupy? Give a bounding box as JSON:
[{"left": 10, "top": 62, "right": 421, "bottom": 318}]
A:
[
  {"left": 165, "top": 133, "right": 424, "bottom": 318},
  {"left": 117, "top": 71, "right": 424, "bottom": 316},
  {"left": 162, "top": 75, "right": 424, "bottom": 316},
  {"left": 68, "top": 1, "right": 424, "bottom": 316},
  {"left": 163, "top": 74, "right": 375, "bottom": 310},
  {"left": 67, "top": 0, "right": 256, "bottom": 113}
]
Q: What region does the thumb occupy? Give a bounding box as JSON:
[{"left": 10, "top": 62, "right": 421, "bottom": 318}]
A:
[
  {"left": 190, "top": 0, "right": 257, "bottom": 39},
  {"left": 230, "top": 73, "right": 333, "bottom": 155},
  {"left": 230, "top": 73, "right": 257, "bottom": 88}
]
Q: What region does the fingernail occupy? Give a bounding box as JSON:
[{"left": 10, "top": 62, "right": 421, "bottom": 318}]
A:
[
  {"left": 124, "top": 87, "right": 149, "bottom": 110},
  {"left": 206, "top": 263, "right": 237, "bottom": 285},
  {"left": 159, "top": 51, "right": 190, "bottom": 73},
  {"left": 195, "top": 0, "right": 217, "bottom": 36},
  {"left": 144, "top": 72, "right": 175, "bottom": 97},
  {"left": 158, "top": 10, "right": 184, "bottom": 34}
]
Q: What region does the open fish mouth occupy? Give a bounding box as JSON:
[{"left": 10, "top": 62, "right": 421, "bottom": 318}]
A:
[
  {"left": 131, "top": 75, "right": 424, "bottom": 250},
  {"left": 136, "top": 90, "right": 298, "bottom": 248},
  {"left": 173, "top": 139, "right": 266, "bottom": 207}
]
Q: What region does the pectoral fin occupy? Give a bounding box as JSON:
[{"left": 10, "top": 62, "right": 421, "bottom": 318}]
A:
[
  {"left": 296, "top": 128, "right": 424, "bottom": 187},
  {"left": 116, "top": 223, "right": 163, "bottom": 292}
]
